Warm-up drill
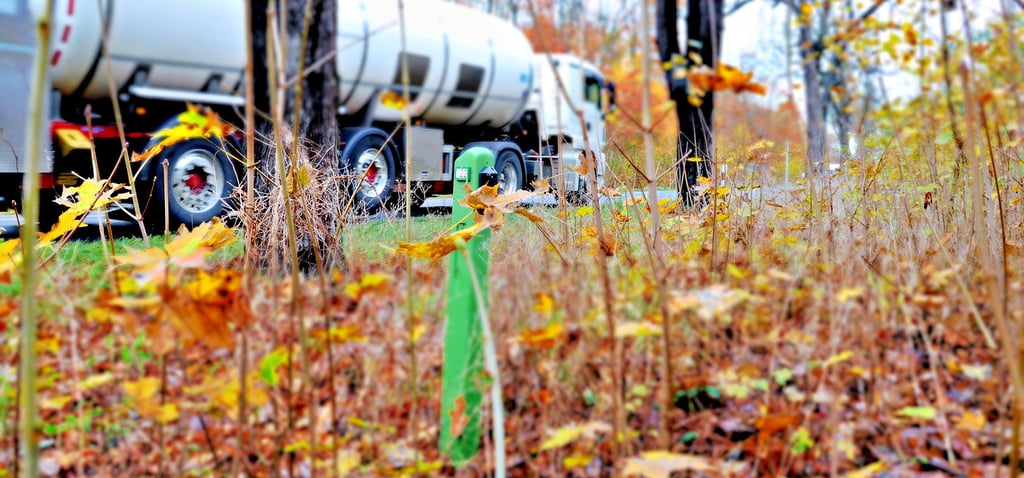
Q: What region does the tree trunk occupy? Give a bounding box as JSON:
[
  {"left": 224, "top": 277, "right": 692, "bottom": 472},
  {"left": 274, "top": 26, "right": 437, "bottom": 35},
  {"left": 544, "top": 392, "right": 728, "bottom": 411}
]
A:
[
  {"left": 657, "top": 0, "right": 722, "bottom": 205},
  {"left": 250, "top": 0, "right": 342, "bottom": 271},
  {"left": 251, "top": 0, "right": 273, "bottom": 182},
  {"left": 799, "top": 19, "right": 826, "bottom": 172},
  {"left": 286, "top": 0, "right": 341, "bottom": 270}
]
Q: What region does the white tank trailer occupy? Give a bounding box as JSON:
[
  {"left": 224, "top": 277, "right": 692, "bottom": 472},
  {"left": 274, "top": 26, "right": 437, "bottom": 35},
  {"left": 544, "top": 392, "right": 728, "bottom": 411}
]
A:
[{"left": 2, "top": 0, "right": 613, "bottom": 224}]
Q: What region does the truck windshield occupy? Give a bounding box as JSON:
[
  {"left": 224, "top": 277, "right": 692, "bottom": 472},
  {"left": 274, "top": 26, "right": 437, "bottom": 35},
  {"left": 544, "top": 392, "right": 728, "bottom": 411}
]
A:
[{"left": 584, "top": 74, "right": 602, "bottom": 110}]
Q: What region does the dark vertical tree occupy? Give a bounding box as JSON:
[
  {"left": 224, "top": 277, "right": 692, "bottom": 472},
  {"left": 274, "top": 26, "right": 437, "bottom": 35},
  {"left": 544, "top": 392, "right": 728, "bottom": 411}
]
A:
[
  {"left": 773, "top": 0, "right": 889, "bottom": 171},
  {"left": 249, "top": 0, "right": 341, "bottom": 270},
  {"left": 657, "top": 0, "right": 723, "bottom": 204}
]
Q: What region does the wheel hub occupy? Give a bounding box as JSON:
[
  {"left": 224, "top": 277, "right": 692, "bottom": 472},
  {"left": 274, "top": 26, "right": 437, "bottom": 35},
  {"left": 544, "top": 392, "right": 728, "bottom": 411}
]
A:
[
  {"left": 170, "top": 148, "right": 224, "bottom": 214},
  {"left": 355, "top": 148, "right": 387, "bottom": 197},
  {"left": 184, "top": 170, "right": 207, "bottom": 192},
  {"left": 499, "top": 161, "right": 519, "bottom": 195}
]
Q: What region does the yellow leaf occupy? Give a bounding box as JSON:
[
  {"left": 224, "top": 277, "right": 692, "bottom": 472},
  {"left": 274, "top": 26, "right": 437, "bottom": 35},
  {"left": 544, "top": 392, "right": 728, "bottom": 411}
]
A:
[
  {"left": 79, "top": 373, "right": 116, "bottom": 391},
  {"left": 115, "top": 218, "right": 237, "bottom": 288},
  {"left": 185, "top": 373, "right": 268, "bottom": 412},
  {"left": 623, "top": 451, "right": 730, "bottom": 478},
  {"left": 39, "top": 179, "right": 133, "bottom": 245},
  {"left": 746, "top": 139, "right": 775, "bottom": 154},
  {"left": 895, "top": 406, "right": 936, "bottom": 421},
  {"left": 319, "top": 324, "right": 367, "bottom": 344},
  {"left": 957, "top": 410, "right": 986, "bottom": 432},
  {"left": 726, "top": 263, "right": 748, "bottom": 279},
  {"left": 824, "top": 350, "right": 854, "bottom": 367},
  {"left": 123, "top": 377, "right": 178, "bottom": 423},
  {"left": 132, "top": 104, "right": 234, "bottom": 163},
  {"left": 572, "top": 152, "right": 594, "bottom": 176},
  {"left": 0, "top": 239, "right": 20, "bottom": 264},
  {"left": 514, "top": 207, "right": 545, "bottom": 223},
  {"left": 41, "top": 395, "right": 73, "bottom": 410},
  {"left": 836, "top": 286, "right": 864, "bottom": 303},
  {"left": 531, "top": 178, "right": 552, "bottom": 193},
  {"left": 540, "top": 422, "right": 610, "bottom": 451},
  {"left": 123, "top": 377, "right": 160, "bottom": 402},
  {"left": 563, "top": 454, "right": 593, "bottom": 469},
  {"left": 616, "top": 321, "right": 662, "bottom": 338},
  {"left": 394, "top": 222, "right": 488, "bottom": 260},
  {"left": 336, "top": 449, "right": 361, "bottom": 474},
  {"left": 154, "top": 403, "right": 180, "bottom": 424},
  {"left": 846, "top": 461, "right": 888, "bottom": 478},
  {"left": 35, "top": 337, "right": 60, "bottom": 354},
  {"left": 380, "top": 90, "right": 407, "bottom": 110},
  {"left": 534, "top": 292, "right": 554, "bottom": 315},
  {"left": 519, "top": 322, "right": 564, "bottom": 348},
  {"left": 344, "top": 273, "right": 392, "bottom": 299},
  {"left": 411, "top": 323, "right": 428, "bottom": 343},
  {"left": 657, "top": 198, "right": 679, "bottom": 215}
]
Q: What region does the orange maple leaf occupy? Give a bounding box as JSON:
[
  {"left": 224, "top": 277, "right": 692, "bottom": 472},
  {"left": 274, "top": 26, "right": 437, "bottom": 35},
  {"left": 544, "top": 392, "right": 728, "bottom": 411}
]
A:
[
  {"left": 449, "top": 396, "right": 470, "bottom": 438},
  {"left": 394, "top": 222, "right": 488, "bottom": 260}
]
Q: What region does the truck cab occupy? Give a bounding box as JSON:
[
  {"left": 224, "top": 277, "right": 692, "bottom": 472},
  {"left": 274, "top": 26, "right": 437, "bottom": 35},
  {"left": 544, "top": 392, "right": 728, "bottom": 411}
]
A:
[{"left": 523, "top": 54, "right": 610, "bottom": 197}]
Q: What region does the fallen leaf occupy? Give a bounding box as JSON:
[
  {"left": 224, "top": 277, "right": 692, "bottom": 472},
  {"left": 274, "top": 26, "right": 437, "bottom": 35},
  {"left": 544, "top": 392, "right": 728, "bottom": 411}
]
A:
[
  {"left": 622, "top": 451, "right": 716, "bottom": 478},
  {"left": 541, "top": 421, "right": 610, "bottom": 451},
  {"left": 394, "top": 222, "right": 488, "bottom": 260},
  {"left": 78, "top": 373, "right": 116, "bottom": 391},
  {"left": 518, "top": 322, "right": 564, "bottom": 348},
  {"left": 957, "top": 410, "right": 986, "bottom": 432},
  {"left": 895, "top": 405, "right": 937, "bottom": 421},
  {"left": 616, "top": 321, "right": 662, "bottom": 338}
]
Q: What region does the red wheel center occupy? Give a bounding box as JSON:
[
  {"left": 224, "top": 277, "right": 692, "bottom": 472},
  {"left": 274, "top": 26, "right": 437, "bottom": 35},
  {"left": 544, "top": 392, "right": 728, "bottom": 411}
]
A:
[
  {"left": 366, "top": 164, "right": 378, "bottom": 183},
  {"left": 184, "top": 173, "right": 205, "bottom": 192}
]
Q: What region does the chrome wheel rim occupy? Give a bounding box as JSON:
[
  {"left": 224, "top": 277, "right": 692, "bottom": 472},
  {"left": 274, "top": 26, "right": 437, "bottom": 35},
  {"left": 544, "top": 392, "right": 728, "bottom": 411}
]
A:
[
  {"left": 356, "top": 148, "right": 388, "bottom": 197},
  {"left": 170, "top": 148, "right": 224, "bottom": 214},
  {"left": 499, "top": 160, "right": 519, "bottom": 195}
]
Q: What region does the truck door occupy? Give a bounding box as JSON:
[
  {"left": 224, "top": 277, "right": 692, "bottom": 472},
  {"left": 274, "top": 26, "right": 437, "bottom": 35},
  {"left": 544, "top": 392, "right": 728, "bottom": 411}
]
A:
[
  {"left": 583, "top": 70, "right": 605, "bottom": 181},
  {"left": 0, "top": 0, "right": 44, "bottom": 175}
]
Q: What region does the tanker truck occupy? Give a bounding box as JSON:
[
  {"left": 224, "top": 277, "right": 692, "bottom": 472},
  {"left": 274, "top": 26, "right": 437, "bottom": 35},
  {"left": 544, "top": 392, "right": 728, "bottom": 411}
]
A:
[{"left": 0, "top": 0, "right": 613, "bottom": 226}]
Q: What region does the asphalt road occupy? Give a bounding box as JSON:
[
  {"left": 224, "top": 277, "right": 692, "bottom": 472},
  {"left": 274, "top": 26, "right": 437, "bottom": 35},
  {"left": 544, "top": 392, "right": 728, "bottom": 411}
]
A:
[
  {"left": 420, "top": 188, "right": 684, "bottom": 209},
  {"left": 0, "top": 212, "right": 136, "bottom": 239}
]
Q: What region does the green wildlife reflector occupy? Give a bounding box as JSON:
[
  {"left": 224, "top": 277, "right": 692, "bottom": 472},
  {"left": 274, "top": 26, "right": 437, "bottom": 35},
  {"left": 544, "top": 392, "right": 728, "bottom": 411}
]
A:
[{"left": 440, "top": 147, "right": 494, "bottom": 465}]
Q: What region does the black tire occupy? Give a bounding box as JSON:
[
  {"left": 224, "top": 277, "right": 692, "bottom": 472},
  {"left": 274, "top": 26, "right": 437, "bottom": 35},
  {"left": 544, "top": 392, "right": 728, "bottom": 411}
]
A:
[
  {"left": 37, "top": 188, "right": 60, "bottom": 231},
  {"left": 495, "top": 150, "right": 524, "bottom": 195},
  {"left": 151, "top": 139, "right": 238, "bottom": 229},
  {"left": 15, "top": 186, "right": 61, "bottom": 232},
  {"left": 566, "top": 187, "right": 590, "bottom": 206},
  {"left": 341, "top": 132, "right": 397, "bottom": 215}
]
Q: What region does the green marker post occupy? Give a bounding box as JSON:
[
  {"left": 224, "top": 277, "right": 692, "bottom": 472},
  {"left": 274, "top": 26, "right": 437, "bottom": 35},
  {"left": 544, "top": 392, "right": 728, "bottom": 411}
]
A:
[{"left": 440, "top": 147, "right": 495, "bottom": 465}]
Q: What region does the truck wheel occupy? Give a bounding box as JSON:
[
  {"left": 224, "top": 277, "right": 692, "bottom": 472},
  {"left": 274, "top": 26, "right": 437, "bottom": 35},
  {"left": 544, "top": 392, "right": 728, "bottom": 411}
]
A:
[
  {"left": 495, "top": 150, "right": 524, "bottom": 195},
  {"left": 153, "top": 140, "right": 237, "bottom": 228},
  {"left": 38, "top": 188, "right": 60, "bottom": 232},
  {"left": 15, "top": 187, "right": 60, "bottom": 231},
  {"left": 342, "top": 132, "right": 396, "bottom": 214}
]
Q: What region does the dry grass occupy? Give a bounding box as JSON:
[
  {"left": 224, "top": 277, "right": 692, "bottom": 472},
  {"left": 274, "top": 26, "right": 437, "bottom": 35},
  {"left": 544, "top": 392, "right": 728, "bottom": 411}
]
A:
[{"left": 2, "top": 135, "right": 1022, "bottom": 475}]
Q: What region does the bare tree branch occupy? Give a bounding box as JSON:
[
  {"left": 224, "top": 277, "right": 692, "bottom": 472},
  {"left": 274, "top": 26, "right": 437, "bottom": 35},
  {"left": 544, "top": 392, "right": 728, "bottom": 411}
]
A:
[{"left": 725, "top": 0, "right": 757, "bottom": 16}]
